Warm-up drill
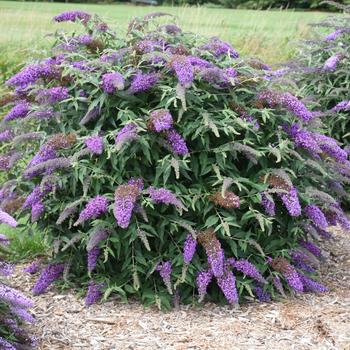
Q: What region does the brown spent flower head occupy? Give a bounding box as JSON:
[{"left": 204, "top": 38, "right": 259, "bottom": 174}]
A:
[
  {"left": 228, "top": 102, "right": 246, "bottom": 115},
  {"left": 259, "top": 173, "right": 292, "bottom": 192},
  {"left": 270, "top": 256, "right": 293, "bottom": 274},
  {"left": 169, "top": 44, "right": 190, "bottom": 56},
  {"left": 47, "top": 133, "right": 77, "bottom": 150},
  {"left": 115, "top": 183, "right": 140, "bottom": 199},
  {"left": 1, "top": 196, "right": 25, "bottom": 214},
  {"left": 86, "top": 39, "right": 105, "bottom": 53},
  {"left": 0, "top": 94, "right": 16, "bottom": 107},
  {"left": 209, "top": 191, "right": 240, "bottom": 209},
  {"left": 252, "top": 99, "right": 265, "bottom": 109},
  {"left": 197, "top": 229, "right": 221, "bottom": 255}
]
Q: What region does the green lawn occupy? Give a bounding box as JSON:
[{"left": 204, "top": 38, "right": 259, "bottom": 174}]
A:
[{"left": 0, "top": 1, "right": 333, "bottom": 64}]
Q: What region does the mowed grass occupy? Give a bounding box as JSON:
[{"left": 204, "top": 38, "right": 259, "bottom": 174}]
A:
[{"left": 0, "top": 1, "right": 333, "bottom": 64}]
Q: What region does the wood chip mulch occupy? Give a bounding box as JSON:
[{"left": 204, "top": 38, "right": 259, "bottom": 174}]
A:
[{"left": 10, "top": 227, "right": 350, "bottom": 350}]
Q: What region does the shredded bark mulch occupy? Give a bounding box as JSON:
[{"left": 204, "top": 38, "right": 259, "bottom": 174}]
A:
[{"left": 11, "top": 226, "right": 350, "bottom": 350}]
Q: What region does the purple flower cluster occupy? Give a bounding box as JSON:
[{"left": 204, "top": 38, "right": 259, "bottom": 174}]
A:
[
  {"left": 31, "top": 201, "right": 45, "bottom": 222},
  {"left": 100, "top": 48, "right": 129, "bottom": 64},
  {"left": 279, "top": 187, "right": 301, "bottom": 217},
  {"left": 149, "top": 109, "right": 173, "bottom": 132},
  {"left": 203, "top": 37, "right": 239, "bottom": 58},
  {"left": 199, "top": 67, "right": 237, "bottom": 87},
  {"left": 128, "top": 71, "right": 159, "bottom": 93},
  {"left": 0, "top": 209, "right": 17, "bottom": 227},
  {"left": 32, "top": 263, "right": 65, "bottom": 295},
  {"left": 156, "top": 261, "right": 172, "bottom": 294},
  {"left": 332, "top": 100, "right": 350, "bottom": 112},
  {"left": 87, "top": 229, "right": 109, "bottom": 252},
  {"left": 0, "top": 283, "right": 34, "bottom": 308},
  {"left": 4, "top": 102, "right": 30, "bottom": 122},
  {"left": 232, "top": 259, "right": 266, "bottom": 284},
  {"left": 313, "top": 133, "right": 348, "bottom": 163},
  {"left": 0, "top": 260, "right": 14, "bottom": 276},
  {"left": 290, "top": 249, "right": 315, "bottom": 273},
  {"left": 85, "top": 281, "right": 103, "bottom": 306},
  {"left": 216, "top": 269, "right": 238, "bottom": 304},
  {"left": 280, "top": 92, "right": 314, "bottom": 122},
  {"left": 147, "top": 187, "right": 182, "bottom": 208},
  {"left": 87, "top": 247, "right": 100, "bottom": 273},
  {"left": 114, "top": 183, "right": 141, "bottom": 228},
  {"left": 85, "top": 135, "right": 104, "bottom": 155},
  {"left": 325, "top": 29, "right": 345, "bottom": 41},
  {"left": 23, "top": 261, "right": 41, "bottom": 275},
  {"left": 75, "top": 34, "right": 93, "bottom": 45},
  {"left": 298, "top": 273, "right": 327, "bottom": 293},
  {"left": 287, "top": 124, "right": 321, "bottom": 155},
  {"left": 0, "top": 234, "right": 10, "bottom": 246},
  {"left": 323, "top": 54, "right": 342, "bottom": 71},
  {"left": 74, "top": 195, "right": 109, "bottom": 226},
  {"left": 101, "top": 72, "right": 125, "bottom": 93},
  {"left": 10, "top": 306, "right": 35, "bottom": 323},
  {"left": 183, "top": 234, "right": 197, "bottom": 264},
  {"left": 299, "top": 240, "right": 321, "bottom": 257},
  {"left": 0, "top": 130, "right": 14, "bottom": 143},
  {"left": 6, "top": 63, "right": 57, "bottom": 89},
  {"left": 170, "top": 56, "right": 194, "bottom": 87},
  {"left": 37, "top": 86, "right": 69, "bottom": 104},
  {"left": 53, "top": 10, "right": 91, "bottom": 23},
  {"left": 254, "top": 285, "right": 271, "bottom": 302},
  {"left": 261, "top": 192, "right": 275, "bottom": 216},
  {"left": 23, "top": 183, "right": 52, "bottom": 211},
  {"left": 115, "top": 123, "right": 138, "bottom": 151},
  {"left": 165, "top": 129, "right": 189, "bottom": 156},
  {"left": 0, "top": 337, "right": 16, "bottom": 350},
  {"left": 187, "top": 56, "right": 213, "bottom": 69},
  {"left": 304, "top": 205, "right": 328, "bottom": 229},
  {"left": 196, "top": 269, "right": 213, "bottom": 301}
]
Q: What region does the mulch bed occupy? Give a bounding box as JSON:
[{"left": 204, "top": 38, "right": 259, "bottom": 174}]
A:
[{"left": 11, "top": 227, "right": 350, "bottom": 350}]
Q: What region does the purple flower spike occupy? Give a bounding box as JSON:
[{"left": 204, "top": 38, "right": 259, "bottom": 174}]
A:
[
  {"left": 129, "top": 71, "right": 159, "bottom": 94},
  {"left": 156, "top": 261, "right": 172, "bottom": 294},
  {"left": 166, "top": 129, "right": 189, "bottom": 156},
  {"left": 85, "top": 281, "right": 103, "bottom": 306},
  {"left": 304, "top": 205, "right": 328, "bottom": 229},
  {"left": 37, "top": 86, "right": 69, "bottom": 104},
  {"left": 216, "top": 269, "right": 238, "bottom": 304},
  {"left": 87, "top": 247, "right": 100, "bottom": 273},
  {"left": 202, "top": 37, "right": 239, "bottom": 58},
  {"left": 114, "top": 183, "right": 141, "bottom": 228},
  {"left": 171, "top": 56, "right": 194, "bottom": 87},
  {"left": 323, "top": 54, "right": 342, "bottom": 71},
  {"left": 332, "top": 100, "right": 350, "bottom": 112},
  {"left": 31, "top": 201, "right": 45, "bottom": 222},
  {"left": 23, "top": 261, "right": 41, "bottom": 275},
  {"left": 4, "top": 102, "right": 30, "bottom": 122},
  {"left": 149, "top": 109, "right": 173, "bottom": 132},
  {"left": 0, "top": 283, "right": 34, "bottom": 308},
  {"left": 183, "top": 234, "right": 197, "bottom": 264},
  {"left": 53, "top": 10, "right": 91, "bottom": 23},
  {"left": 32, "top": 263, "right": 64, "bottom": 295},
  {"left": 196, "top": 269, "right": 213, "bottom": 302},
  {"left": 254, "top": 285, "right": 271, "bottom": 302},
  {"left": 0, "top": 337, "right": 16, "bottom": 350},
  {"left": 325, "top": 29, "right": 345, "bottom": 41},
  {"left": 0, "top": 209, "right": 17, "bottom": 227},
  {"left": 298, "top": 273, "right": 328, "bottom": 293},
  {"left": 115, "top": 123, "right": 138, "bottom": 151},
  {"left": 101, "top": 72, "right": 125, "bottom": 93},
  {"left": 74, "top": 196, "right": 109, "bottom": 226},
  {"left": 279, "top": 187, "right": 301, "bottom": 217},
  {"left": 85, "top": 136, "right": 104, "bottom": 155},
  {"left": 299, "top": 240, "right": 322, "bottom": 258},
  {"left": 0, "top": 261, "right": 14, "bottom": 277},
  {"left": 261, "top": 192, "right": 275, "bottom": 216},
  {"left": 233, "top": 259, "right": 267, "bottom": 284},
  {"left": 147, "top": 187, "right": 183, "bottom": 209}
]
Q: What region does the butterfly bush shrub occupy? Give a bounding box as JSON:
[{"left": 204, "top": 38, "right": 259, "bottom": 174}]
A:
[
  {"left": 1, "top": 11, "right": 348, "bottom": 309},
  {"left": 0, "top": 215, "right": 36, "bottom": 349}
]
